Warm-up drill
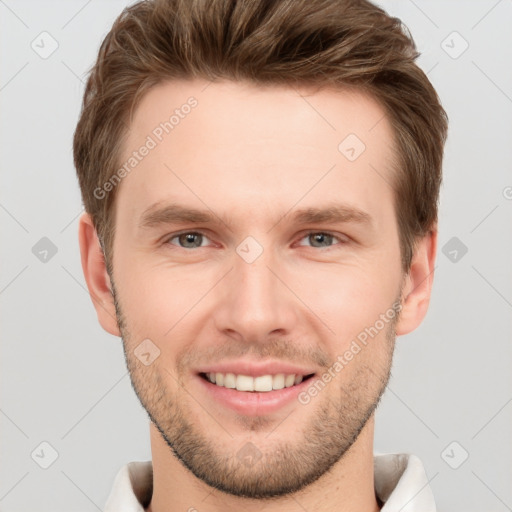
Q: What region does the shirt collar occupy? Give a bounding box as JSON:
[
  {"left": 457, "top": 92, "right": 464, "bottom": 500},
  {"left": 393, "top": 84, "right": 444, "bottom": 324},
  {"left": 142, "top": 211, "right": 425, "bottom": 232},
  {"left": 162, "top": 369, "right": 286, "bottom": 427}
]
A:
[
  {"left": 103, "top": 453, "right": 436, "bottom": 511},
  {"left": 374, "top": 453, "right": 436, "bottom": 511}
]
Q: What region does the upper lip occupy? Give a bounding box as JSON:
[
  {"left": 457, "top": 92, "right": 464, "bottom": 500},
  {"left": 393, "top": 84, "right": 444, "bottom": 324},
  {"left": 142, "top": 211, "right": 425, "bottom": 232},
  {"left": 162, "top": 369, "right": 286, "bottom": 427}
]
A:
[{"left": 195, "top": 359, "right": 318, "bottom": 378}]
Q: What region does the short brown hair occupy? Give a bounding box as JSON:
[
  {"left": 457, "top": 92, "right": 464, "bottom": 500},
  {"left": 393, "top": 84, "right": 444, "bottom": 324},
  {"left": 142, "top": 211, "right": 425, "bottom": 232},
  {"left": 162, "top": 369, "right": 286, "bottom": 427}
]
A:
[{"left": 73, "top": 0, "right": 448, "bottom": 273}]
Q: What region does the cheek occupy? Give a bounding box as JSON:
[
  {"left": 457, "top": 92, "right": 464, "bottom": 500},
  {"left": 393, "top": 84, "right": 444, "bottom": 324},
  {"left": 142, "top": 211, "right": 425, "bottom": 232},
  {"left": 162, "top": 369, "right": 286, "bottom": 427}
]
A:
[
  {"left": 114, "top": 263, "right": 201, "bottom": 341},
  {"left": 296, "top": 263, "right": 398, "bottom": 339}
]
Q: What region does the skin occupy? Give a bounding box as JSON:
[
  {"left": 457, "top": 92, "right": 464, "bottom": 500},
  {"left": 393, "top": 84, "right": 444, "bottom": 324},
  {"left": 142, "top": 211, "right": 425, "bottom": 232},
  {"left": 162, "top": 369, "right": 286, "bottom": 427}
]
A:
[{"left": 79, "top": 79, "right": 436, "bottom": 512}]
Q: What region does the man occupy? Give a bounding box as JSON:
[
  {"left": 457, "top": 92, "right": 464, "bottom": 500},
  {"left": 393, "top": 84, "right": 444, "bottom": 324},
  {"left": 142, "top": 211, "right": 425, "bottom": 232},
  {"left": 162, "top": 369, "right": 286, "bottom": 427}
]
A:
[{"left": 74, "top": 0, "right": 447, "bottom": 510}]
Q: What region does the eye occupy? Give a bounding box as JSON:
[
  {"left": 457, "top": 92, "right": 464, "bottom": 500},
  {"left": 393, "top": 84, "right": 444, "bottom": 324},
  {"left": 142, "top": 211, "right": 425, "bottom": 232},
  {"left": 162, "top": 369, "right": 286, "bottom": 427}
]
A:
[
  {"left": 163, "top": 230, "right": 348, "bottom": 251},
  {"left": 297, "top": 231, "right": 348, "bottom": 249},
  {"left": 166, "top": 231, "right": 211, "bottom": 249}
]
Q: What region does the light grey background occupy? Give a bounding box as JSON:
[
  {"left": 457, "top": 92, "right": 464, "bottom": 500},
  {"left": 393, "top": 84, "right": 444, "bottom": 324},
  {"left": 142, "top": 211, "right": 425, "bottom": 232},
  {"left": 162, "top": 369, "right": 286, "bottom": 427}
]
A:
[{"left": 1, "top": 1, "right": 511, "bottom": 511}]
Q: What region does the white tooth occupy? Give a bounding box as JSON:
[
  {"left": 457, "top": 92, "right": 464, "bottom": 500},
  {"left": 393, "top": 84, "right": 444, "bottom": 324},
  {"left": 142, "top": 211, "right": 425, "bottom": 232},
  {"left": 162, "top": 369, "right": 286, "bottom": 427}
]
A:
[
  {"left": 211, "top": 372, "right": 303, "bottom": 391},
  {"left": 236, "top": 374, "right": 254, "bottom": 391},
  {"left": 272, "top": 373, "right": 285, "bottom": 390},
  {"left": 254, "top": 375, "right": 273, "bottom": 392},
  {"left": 285, "top": 374, "right": 295, "bottom": 388},
  {"left": 224, "top": 373, "right": 236, "bottom": 389}
]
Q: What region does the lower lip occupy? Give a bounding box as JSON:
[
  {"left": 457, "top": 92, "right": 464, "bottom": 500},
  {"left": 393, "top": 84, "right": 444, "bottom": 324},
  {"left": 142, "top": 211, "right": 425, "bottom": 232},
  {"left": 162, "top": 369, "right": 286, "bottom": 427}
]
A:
[{"left": 196, "top": 374, "right": 314, "bottom": 416}]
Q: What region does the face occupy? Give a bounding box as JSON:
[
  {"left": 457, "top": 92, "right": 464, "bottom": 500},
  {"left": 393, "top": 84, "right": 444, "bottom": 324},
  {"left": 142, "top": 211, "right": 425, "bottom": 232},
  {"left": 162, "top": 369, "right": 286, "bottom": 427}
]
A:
[{"left": 108, "top": 79, "right": 404, "bottom": 498}]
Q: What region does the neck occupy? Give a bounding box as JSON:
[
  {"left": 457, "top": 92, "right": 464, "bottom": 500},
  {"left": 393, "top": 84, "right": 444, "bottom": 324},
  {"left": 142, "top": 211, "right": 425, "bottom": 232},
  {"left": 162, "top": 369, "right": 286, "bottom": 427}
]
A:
[{"left": 146, "top": 417, "right": 380, "bottom": 512}]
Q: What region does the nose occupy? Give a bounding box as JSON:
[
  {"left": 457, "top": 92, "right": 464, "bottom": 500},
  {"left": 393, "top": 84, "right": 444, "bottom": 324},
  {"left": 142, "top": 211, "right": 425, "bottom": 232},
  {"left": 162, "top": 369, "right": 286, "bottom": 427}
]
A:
[{"left": 213, "top": 242, "right": 299, "bottom": 344}]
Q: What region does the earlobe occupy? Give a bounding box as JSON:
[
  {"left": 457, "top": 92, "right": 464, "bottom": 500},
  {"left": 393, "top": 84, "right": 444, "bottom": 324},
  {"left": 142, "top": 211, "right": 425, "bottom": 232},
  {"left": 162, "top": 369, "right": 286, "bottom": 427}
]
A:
[
  {"left": 78, "top": 213, "right": 121, "bottom": 337},
  {"left": 395, "top": 228, "right": 438, "bottom": 336}
]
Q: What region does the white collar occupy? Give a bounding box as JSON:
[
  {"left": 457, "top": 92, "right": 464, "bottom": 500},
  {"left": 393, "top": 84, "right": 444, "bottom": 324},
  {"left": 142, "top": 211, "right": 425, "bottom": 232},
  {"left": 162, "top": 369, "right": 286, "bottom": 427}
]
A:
[{"left": 103, "top": 453, "right": 436, "bottom": 511}]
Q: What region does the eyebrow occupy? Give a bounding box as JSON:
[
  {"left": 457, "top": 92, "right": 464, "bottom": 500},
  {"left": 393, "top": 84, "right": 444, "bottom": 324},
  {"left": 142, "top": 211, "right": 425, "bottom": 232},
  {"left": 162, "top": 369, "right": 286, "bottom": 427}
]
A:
[{"left": 138, "top": 201, "right": 373, "bottom": 231}]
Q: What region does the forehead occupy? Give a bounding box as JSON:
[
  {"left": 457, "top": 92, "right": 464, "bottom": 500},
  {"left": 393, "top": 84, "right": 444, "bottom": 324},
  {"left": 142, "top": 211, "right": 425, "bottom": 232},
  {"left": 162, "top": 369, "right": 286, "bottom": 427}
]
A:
[
  {"left": 126, "top": 79, "right": 391, "bottom": 149},
  {"left": 115, "top": 79, "right": 397, "bottom": 230}
]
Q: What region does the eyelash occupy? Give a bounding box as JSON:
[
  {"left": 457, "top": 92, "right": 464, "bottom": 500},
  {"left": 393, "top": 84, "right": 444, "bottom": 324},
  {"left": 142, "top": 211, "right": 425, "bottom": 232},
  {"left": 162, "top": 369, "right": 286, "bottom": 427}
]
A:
[{"left": 163, "top": 230, "right": 349, "bottom": 250}]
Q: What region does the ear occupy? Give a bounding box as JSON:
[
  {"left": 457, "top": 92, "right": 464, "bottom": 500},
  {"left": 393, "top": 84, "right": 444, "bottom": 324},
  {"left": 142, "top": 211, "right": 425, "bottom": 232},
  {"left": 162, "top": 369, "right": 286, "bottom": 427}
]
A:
[
  {"left": 395, "top": 227, "right": 437, "bottom": 336},
  {"left": 78, "top": 212, "right": 121, "bottom": 337}
]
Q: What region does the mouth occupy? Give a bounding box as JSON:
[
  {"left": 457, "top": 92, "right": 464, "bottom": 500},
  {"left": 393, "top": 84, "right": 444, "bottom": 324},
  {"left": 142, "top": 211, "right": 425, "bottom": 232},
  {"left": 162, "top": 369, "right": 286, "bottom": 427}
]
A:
[{"left": 198, "top": 372, "right": 316, "bottom": 392}]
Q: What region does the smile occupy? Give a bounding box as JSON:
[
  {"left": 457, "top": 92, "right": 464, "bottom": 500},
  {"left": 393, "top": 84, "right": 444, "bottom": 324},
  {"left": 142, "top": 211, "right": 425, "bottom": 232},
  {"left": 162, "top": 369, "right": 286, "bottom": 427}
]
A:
[{"left": 200, "top": 372, "right": 315, "bottom": 392}]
